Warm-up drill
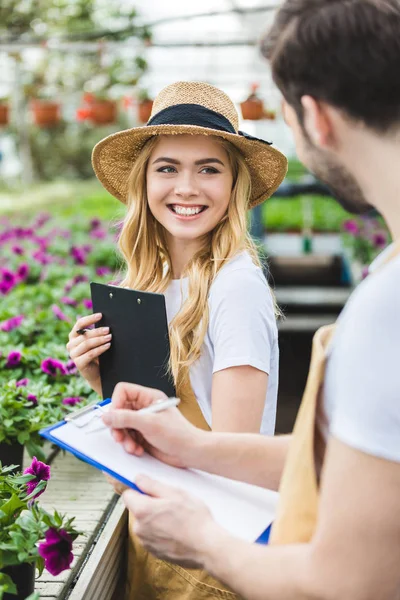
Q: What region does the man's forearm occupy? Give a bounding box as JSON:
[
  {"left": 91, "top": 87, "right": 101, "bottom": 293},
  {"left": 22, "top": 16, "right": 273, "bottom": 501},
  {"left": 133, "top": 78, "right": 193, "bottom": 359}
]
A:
[
  {"left": 200, "top": 524, "right": 311, "bottom": 600},
  {"left": 186, "top": 432, "right": 291, "bottom": 491}
]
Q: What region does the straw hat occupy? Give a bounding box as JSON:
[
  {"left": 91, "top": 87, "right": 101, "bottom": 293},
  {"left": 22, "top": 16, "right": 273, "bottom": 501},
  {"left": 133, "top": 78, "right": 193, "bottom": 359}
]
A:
[{"left": 92, "top": 81, "right": 287, "bottom": 208}]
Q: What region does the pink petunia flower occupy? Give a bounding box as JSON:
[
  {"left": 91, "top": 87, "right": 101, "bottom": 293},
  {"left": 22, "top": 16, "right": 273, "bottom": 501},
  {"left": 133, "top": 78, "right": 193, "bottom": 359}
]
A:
[
  {"left": 0, "top": 315, "right": 24, "bottom": 332},
  {"left": 62, "top": 397, "right": 82, "bottom": 406},
  {"left": 5, "top": 351, "right": 21, "bottom": 368},
  {"left": 16, "top": 378, "right": 29, "bottom": 387},
  {"left": 41, "top": 358, "right": 67, "bottom": 377},
  {"left": 17, "top": 264, "right": 30, "bottom": 280},
  {"left": 343, "top": 220, "right": 359, "bottom": 235},
  {"left": 52, "top": 305, "right": 70, "bottom": 322},
  {"left": 27, "top": 394, "right": 38, "bottom": 406},
  {"left": 82, "top": 299, "right": 93, "bottom": 310},
  {"left": 65, "top": 359, "right": 78, "bottom": 375},
  {"left": 38, "top": 528, "right": 74, "bottom": 576},
  {"left": 24, "top": 456, "right": 51, "bottom": 498},
  {"left": 12, "top": 245, "right": 24, "bottom": 256},
  {"left": 96, "top": 266, "right": 111, "bottom": 277}
]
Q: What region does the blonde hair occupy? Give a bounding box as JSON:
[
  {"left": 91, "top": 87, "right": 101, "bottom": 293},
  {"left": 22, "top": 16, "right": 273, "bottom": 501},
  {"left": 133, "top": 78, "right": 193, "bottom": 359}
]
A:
[{"left": 118, "top": 135, "right": 270, "bottom": 389}]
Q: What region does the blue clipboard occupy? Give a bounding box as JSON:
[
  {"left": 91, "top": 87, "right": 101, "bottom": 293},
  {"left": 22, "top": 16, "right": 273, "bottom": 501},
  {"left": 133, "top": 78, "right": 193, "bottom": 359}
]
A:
[{"left": 40, "top": 398, "right": 272, "bottom": 545}]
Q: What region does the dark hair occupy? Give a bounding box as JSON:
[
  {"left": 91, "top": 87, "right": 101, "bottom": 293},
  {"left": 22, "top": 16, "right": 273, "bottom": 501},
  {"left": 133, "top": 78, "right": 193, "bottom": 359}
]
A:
[{"left": 261, "top": 0, "right": 400, "bottom": 132}]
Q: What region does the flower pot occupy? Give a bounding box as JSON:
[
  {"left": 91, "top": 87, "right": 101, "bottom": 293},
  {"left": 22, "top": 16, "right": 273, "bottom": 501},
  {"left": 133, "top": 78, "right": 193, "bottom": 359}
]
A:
[
  {"left": 31, "top": 100, "right": 60, "bottom": 127},
  {"left": 240, "top": 97, "right": 264, "bottom": 121},
  {"left": 3, "top": 562, "right": 35, "bottom": 600},
  {"left": 138, "top": 99, "right": 153, "bottom": 124},
  {"left": 0, "top": 103, "right": 9, "bottom": 126},
  {"left": 0, "top": 440, "right": 24, "bottom": 469},
  {"left": 90, "top": 100, "right": 117, "bottom": 125}
]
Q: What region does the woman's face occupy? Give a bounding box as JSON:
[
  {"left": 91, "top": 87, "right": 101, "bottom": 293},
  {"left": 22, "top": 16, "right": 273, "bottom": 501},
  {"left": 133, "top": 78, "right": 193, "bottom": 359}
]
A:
[{"left": 146, "top": 135, "right": 234, "bottom": 242}]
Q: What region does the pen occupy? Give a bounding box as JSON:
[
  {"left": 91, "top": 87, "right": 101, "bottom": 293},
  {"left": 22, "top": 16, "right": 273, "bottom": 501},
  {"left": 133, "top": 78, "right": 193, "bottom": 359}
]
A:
[{"left": 86, "top": 397, "right": 180, "bottom": 434}]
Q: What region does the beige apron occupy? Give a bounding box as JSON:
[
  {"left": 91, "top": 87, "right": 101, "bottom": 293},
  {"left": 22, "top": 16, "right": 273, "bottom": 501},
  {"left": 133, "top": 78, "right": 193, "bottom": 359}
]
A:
[
  {"left": 271, "top": 242, "right": 400, "bottom": 545},
  {"left": 125, "top": 375, "right": 241, "bottom": 599}
]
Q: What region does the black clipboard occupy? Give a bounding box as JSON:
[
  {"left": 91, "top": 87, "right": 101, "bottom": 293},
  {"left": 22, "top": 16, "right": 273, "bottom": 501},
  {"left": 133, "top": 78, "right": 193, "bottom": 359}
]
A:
[{"left": 90, "top": 283, "right": 176, "bottom": 400}]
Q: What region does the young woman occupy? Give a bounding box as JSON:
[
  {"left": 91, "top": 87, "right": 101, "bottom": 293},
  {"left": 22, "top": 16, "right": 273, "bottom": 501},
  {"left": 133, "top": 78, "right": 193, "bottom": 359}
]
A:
[{"left": 66, "top": 81, "right": 287, "bottom": 598}]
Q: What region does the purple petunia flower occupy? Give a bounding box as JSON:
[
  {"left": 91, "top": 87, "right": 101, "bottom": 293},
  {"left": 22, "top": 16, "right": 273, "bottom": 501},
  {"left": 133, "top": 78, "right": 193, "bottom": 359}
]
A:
[
  {"left": 90, "top": 229, "right": 107, "bottom": 240},
  {"left": 372, "top": 232, "right": 387, "bottom": 249},
  {"left": 35, "top": 212, "right": 51, "bottom": 228},
  {"left": 1, "top": 268, "right": 16, "bottom": 286},
  {"left": 41, "top": 358, "right": 67, "bottom": 377},
  {"left": 5, "top": 351, "right": 21, "bottom": 368},
  {"left": 343, "top": 220, "right": 359, "bottom": 235},
  {"left": 27, "top": 394, "right": 38, "bottom": 406},
  {"left": 38, "top": 528, "right": 74, "bottom": 576},
  {"left": 70, "top": 246, "right": 87, "bottom": 265},
  {"left": 52, "top": 304, "right": 70, "bottom": 322},
  {"left": 82, "top": 299, "right": 93, "bottom": 310},
  {"left": 0, "top": 281, "right": 12, "bottom": 295},
  {"left": 62, "top": 397, "right": 82, "bottom": 406},
  {"left": 90, "top": 218, "right": 101, "bottom": 230},
  {"left": 12, "top": 245, "right": 24, "bottom": 256},
  {"left": 24, "top": 456, "right": 51, "bottom": 498},
  {"left": 73, "top": 274, "right": 88, "bottom": 285},
  {"left": 61, "top": 297, "right": 77, "bottom": 307},
  {"left": 0, "top": 315, "right": 24, "bottom": 332},
  {"left": 65, "top": 359, "right": 78, "bottom": 375},
  {"left": 17, "top": 263, "right": 29, "bottom": 280},
  {"left": 16, "top": 378, "right": 29, "bottom": 387},
  {"left": 96, "top": 266, "right": 111, "bottom": 277}
]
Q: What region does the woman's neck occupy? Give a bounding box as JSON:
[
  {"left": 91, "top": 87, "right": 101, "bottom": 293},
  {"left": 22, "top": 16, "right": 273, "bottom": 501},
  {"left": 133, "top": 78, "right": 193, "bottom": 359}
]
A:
[{"left": 166, "top": 235, "right": 206, "bottom": 279}]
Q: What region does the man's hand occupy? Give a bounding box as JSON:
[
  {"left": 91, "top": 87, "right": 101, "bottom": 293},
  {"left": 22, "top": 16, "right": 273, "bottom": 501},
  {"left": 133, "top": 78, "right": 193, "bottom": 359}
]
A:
[
  {"left": 102, "top": 382, "right": 204, "bottom": 468},
  {"left": 122, "top": 474, "right": 219, "bottom": 568}
]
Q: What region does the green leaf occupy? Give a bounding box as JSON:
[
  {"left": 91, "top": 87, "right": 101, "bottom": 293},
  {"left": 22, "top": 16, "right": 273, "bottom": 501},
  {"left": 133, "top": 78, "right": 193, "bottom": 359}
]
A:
[
  {"left": 0, "top": 494, "right": 26, "bottom": 520},
  {"left": 0, "top": 572, "right": 17, "bottom": 597}
]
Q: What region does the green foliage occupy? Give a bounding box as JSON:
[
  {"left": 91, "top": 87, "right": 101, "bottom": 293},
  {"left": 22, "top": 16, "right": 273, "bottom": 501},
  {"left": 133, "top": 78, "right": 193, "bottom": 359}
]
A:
[
  {"left": 0, "top": 463, "right": 80, "bottom": 584},
  {"left": 263, "top": 195, "right": 351, "bottom": 232}
]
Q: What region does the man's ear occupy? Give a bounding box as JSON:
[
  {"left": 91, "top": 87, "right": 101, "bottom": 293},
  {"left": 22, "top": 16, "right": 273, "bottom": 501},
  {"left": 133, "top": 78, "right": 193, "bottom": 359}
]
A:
[{"left": 301, "top": 95, "right": 335, "bottom": 148}]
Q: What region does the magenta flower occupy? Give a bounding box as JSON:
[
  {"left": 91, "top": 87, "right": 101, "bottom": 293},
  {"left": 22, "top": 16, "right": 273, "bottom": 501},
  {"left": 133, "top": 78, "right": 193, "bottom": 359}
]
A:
[
  {"left": 1, "top": 268, "right": 16, "bottom": 286},
  {"left": 16, "top": 378, "right": 29, "bottom": 387},
  {"left": 32, "top": 250, "right": 52, "bottom": 265},
  {"left": 24, "top": 456, "right": 51, "bottom": 498},
  {"left": 12, "top": 245, "right": 24, "bottom": 256},
  {"left": 62, "top": 397, "right": 82, "bottom": 406},
  {"left": 38, "top": 528, "right": 74, "bottom": 576},
  {"left": 61, "top": 297, "right": 77, "bottom": 307},
  {"left": 70, "top": 247, "right": 86, "bottom": 265},
  {"left": 65, "top": 359, "right": 78, "bottom": 375},
  {"left": 35, "top": 212, "right": 51, "bottom": 228},
  {"left": 343, "top": 220, "right": 359, "bottom": 235},
  {"left": 52, "top": 304, "right": 70, "bottom": 322},
  {"left": 17, "top": 263, "right": 29, "bottom": 280},
  {"left": 41, "top": 358, "right": 67, "bottom": 377},
  {"left": 27, "top": 394, "right": 38, "bottom": 406},
  {"left": 90, "top": 229, "right": 107, "bottom": 240},
  {"left": 82, "top": 299, "right": 93, "bottom": 310},
  {"left": 73, "top": 274, "right": 88, "bottom": 285},
  {"left": 0, "top": 281, "right": 12, "bottom": 295},
  {"left": 5, "top": 351, "right": 21, "bottom": 368},
  {"left": 96, "top": 266, "right": 111, "bottom": 277},
  {"left": 372, "top": 232, "right": 387, "bottom": 249},
  {"left": 0, "top": 315, "right": 24, "bottom": 332},
  {"left": 90, "top": 218, "right": 101, "bottom": 230}
]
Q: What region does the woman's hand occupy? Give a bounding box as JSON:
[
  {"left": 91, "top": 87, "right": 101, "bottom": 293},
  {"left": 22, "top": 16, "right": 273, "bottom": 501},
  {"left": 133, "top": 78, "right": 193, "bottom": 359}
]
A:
[
  {"left": 66, "top": 313, "right": 110, "bottom": 395},
  {"left": 102, "top": 382, "right": 204, "bottom": 469},
  {"left": 122, "top": 474, "right": 218, "bottom": 568}
]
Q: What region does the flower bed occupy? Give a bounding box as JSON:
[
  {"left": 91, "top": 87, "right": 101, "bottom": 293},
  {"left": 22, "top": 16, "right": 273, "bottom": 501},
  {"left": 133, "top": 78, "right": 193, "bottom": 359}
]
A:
[{"left": 0, "top": 210, "right": 120, "bottom": 460}]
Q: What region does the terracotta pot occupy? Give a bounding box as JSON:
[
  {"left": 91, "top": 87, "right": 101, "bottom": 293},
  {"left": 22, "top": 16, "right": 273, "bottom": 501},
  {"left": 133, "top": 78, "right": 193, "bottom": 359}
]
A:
[
  {"left": 138, "top": 99, "right": 153, "bottom": 124},
  {"left": 32, "top": 100, "right": 60, "bottom": 127},
  {"left": 0, "top": 103, "right": 9, "bottom": 125},
  {"left": 240, "top": 97, "right": 264, "bottom": 120},
  {"left": 3, "top": 562, "right": 35, "bottom": 600},
  {"left": 90, "top": 100, "right": 117, "bottom": 125},
  {"left": 0, "top": 440, "right": 24, "bottom": 470}
]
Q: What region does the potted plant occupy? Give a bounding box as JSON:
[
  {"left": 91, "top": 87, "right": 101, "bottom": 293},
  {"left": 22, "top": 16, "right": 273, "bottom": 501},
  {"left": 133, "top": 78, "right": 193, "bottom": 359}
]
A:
[
  {"left": 31, "top": 93, "right": 61, "bottom": 128},
  {"left": 137, "top": 89, "right": 153, "bottom": 124},
  {"left": 0, "top": 460, "right": 80, "bottom": 600},
  {"left": 76, "top": 92, "right": 117, "bottom": 126},
  {"left": 0, "top": 97, "right": 9, "bottom": 126},
  {"left": 240, "top": 83, "right": 264, "bottom": 121}
]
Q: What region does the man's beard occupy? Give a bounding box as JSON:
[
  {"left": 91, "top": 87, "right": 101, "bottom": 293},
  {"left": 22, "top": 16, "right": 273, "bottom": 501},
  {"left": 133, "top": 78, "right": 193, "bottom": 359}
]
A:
[{"left": 302, "top": 140, "right": 374, "bottom": 215}]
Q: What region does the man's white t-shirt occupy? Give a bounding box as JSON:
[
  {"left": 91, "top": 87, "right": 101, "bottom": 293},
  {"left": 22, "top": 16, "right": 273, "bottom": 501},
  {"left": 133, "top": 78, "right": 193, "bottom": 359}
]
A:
[
  {"left": 323, "top": 247, "right": 400, "bottom": 462},
  {"left": 164, "top": 252, "right": 279, "bottom": 435}
]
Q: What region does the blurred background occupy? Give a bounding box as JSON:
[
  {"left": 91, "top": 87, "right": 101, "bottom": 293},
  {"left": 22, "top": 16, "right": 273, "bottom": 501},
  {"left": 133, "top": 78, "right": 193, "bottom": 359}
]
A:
[{"left": 0, "top": 0, "right": 390, "bottom": 434}]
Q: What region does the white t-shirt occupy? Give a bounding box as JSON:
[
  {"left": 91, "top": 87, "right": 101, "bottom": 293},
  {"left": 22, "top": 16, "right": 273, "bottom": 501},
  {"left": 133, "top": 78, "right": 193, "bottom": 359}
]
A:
[
  {"left": 164, "top": 252, "right": 279, "bottom": 435},
  {"left": 324, "top": 247, "right": 400, "bottom": 462}
]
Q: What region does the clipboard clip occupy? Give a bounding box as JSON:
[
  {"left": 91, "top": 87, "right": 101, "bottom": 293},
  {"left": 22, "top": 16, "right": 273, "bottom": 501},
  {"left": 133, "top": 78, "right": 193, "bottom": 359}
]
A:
[{"left": 65, "top": 401, "right": 108, "bottom": 433}]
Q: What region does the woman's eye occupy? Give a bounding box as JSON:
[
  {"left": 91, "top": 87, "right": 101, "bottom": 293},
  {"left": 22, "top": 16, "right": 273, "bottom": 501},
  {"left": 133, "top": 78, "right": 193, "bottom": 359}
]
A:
[
  {"left": 157, "top": 166, "right": 176, "bottom": 173},
  {"left": 200, "top": 167, "right": 219, "bottom": 174}
]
